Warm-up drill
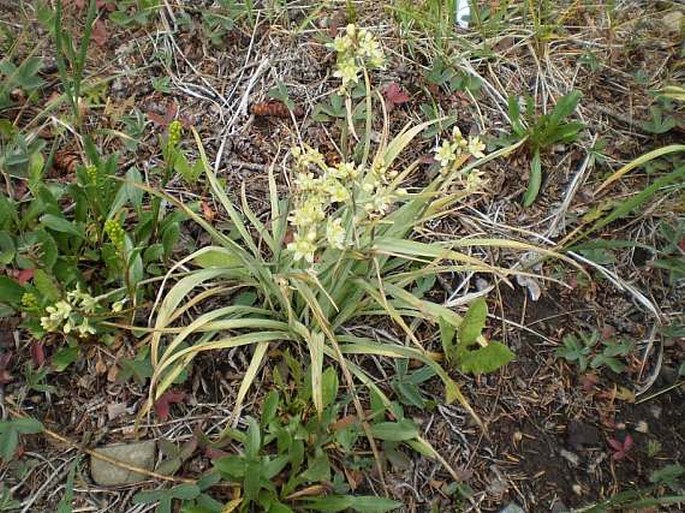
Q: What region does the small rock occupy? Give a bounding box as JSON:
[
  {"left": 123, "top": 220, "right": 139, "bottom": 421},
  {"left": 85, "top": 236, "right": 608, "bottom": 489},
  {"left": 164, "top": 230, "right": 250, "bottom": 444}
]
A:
[
  {"left": 500, "top": 503, "right": 526, "bottom": 513},
  {"left": 91, "top": 440, "right": 156, "bottom": 486},
  {"left": 635, "top": 420, "right": 649, "bottom": 433},
  {"left": 560, "top": 448, "right": 580, "bottom": 467},
  {"left": 662, "top": 11, "right": 683, "bottom": 34},
  {"left": 650, "top": 405, "right": 662, "bottom": 419}
]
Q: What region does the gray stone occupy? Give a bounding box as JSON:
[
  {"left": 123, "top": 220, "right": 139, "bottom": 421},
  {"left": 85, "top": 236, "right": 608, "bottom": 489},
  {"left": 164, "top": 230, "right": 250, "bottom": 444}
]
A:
[{"left": 91, "top": 440, "right": 157, "bottom": 486}]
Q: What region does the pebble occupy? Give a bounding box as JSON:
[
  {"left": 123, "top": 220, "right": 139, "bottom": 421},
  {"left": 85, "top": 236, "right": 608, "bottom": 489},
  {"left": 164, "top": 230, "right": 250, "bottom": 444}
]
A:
[{"left": 90, "top": 440, "right": 157, "bottom": 486}]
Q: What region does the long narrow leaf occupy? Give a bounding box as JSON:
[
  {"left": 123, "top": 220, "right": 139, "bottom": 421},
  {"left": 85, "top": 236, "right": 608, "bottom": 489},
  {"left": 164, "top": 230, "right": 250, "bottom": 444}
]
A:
[
  {"left": 191, "top": 128, "right": 260, "bottom": 257},
  {"left": 231, "top": 341, "right": 270, "bottom": 424},
  {"left": 595, "top": 144, "right": 685, "bottom": 194}
]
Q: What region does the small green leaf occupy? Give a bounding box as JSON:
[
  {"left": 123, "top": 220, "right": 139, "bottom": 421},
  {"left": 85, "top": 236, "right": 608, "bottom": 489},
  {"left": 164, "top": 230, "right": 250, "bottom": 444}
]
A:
[
  {"left": 161, "top": 221, "right": 180, "bottom": 256},
  {"left": 243, "top": 459, "right": 262, "bottom": 500},
  {"left": 33, "top": 268, "right": 61, "bottom": 303},
  {"left": 40, "top": 214, "right": 85, "bottom": 238},
  {"left": 321, "top": 367, "right": 339, "bottom": 408},
  {"left": 0, "top": 417, "right": 43, "bottom": 462},
  {"left": 0, "top": 276, "right": 24, "bottom": 306},
  {"left": 438, "top": 316, "right": 457, "bottom": 362},
  {"left": 214, "top": 455, "right": 246, "bottom": 478},
  {"left": 370, "top": 419, "right": 418, "bottom": 442},
  {"left": 261, "top": 390, "right": 279, "bottom": 425},
  {"left": 299, "top": 454, "right": 330, "bottom": 482},
  {"left": 305, "top": 495, "right": 402, "bottom": 512},
  {"left": 522, "top": 149, "right": 542, "bottom": 207},
  {"left": 52, "top": 347, "right": 80, "bottom": 372},
  {"left": 245, "top": 417, "right": 261, "bottom": 459},
  {"left": 458, "top": 298, "right": 487, "bottom": 347},
  {"left": 10, "top": 417, "right": 43, "bottom": 435},
  {"left": 0, "top": 232, "right": 15, "bottom": 265},
  {"left": 457, "top": 341, "right": 515, "bottom": 375},
  {"left": 192, "top": 249, "right": 241, "bottom": 268},
  {"left": 170, "top": 484, "right": 201, "bottom": 500},
  {"left": 262, "top": 454, "right": 289, "bottom": 479}
]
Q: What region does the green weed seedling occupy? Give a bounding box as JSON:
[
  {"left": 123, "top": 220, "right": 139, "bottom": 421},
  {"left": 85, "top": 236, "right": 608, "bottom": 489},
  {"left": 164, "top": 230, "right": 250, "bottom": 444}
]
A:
[
  {"left": 425, "top": 57, "right": 482, "bottom": 97},
  {"left": 506, "top": 90, "right": 584, "bottom": 206},
  {"left": 134, "top": 479, "right": 218, "bottom": 513},
  {"left": 651, "top": 219, "right": 685, "bottom": 284},
  {"left": 641, "top": 100, "right": 680, "bottom": 135},
  {"left": 171, "top": 368, "right": 403, "bottom": 513},
  {"left": 109, "top": 0, "right": 160, "bottom": 28},
  {"left": 0, "top": 56, "right": 44, "bottom": 110},
  {"left": 579, "top": 464, "right": 685, "bottom": 512},
  {"left": 0, "top": 484, "right": 20, "bottom": 511},
  {"left": 53, "top": 0, "right": 98, "bottom": 126},
  {"left": 556, "top": 330, "right": 634, "bottom": 374},
  {"left": 198, "top": 0, "right": 252, "bottom": 47},
  {"left": 0, "top": 417, "right": 43, "bottom": 463},
  {"left": 0, "top": 136, "right": 184, "bottom": 370},
  {"left": 439, "top": 297, "right": 515, "bottom": 374}
]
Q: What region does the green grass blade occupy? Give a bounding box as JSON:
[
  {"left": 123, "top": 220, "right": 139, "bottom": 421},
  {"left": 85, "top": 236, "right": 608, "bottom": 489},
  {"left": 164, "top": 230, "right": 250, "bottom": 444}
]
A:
[
  {"left": 191, "top": 128, "right": 259, "bottom": 256},
  {"left": 591, "top": 165, "right": 685, "bottom": 234},
  {"left": 596, "top": 144, "right": 685, "bottom": 194},
  {"left": 522, "top": 148, "right": 542, "bottom": 207},
  {"left": 231, "top": 341, "right": 270, "bottom": 423}
]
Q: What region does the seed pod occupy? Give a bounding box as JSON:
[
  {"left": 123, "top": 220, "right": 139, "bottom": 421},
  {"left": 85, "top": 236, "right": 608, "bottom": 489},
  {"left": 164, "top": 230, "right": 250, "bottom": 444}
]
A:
[{"left": 250, "top": 101, "right": 303, "bottom": 118}]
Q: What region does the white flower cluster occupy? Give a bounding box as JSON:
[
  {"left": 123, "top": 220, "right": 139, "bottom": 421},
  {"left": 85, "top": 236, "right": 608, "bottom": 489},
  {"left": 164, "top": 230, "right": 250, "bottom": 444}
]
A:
[
  {"left": 434, "top": 127, "right": 486, "bottom": 169},
  {"left": 40, "top": 287, "right": 98, "bottom": 337},
  {"left": 329, "top": 24, "right": 385, "bottom": 93},
  {"left": 287, "top": 147, "right": 405, "bottom": 264}
]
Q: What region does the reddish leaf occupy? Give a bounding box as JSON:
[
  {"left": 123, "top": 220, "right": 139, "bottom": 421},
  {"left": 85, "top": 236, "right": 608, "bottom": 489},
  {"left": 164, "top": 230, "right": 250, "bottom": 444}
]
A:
[
  {"left": 91, "top": 20, "right": 108, "bottom": 47},
  {"left": 0, "top": 352, "right": 12, "bottom": 385},
  {"left": 608, "top": 433, "right": 634, "bottom": 460},
  {"left": 607, "top": 438, "right": 624, "bottom": 451},
  {"left": 9, "top": 268, "right": 34, "bottom": 285},
  {"left": 205, "top": 446, "right": 229, "bottom": 460},
  {"left": 383, "top": 82, "right": 410, "bottom": 112},
  {"left": 201, "top": 201, "right": 216, "bottom": 223},
  {"left": 154, "top": 389, "right": 186, "bottom": 420},
  {"left": 580, "top": 373, "right": 599, "bottom": 393},
  {"left": 147, "top": 101, "right": 178, "bottom": 128},
  {"left": 30, "top": 342, "right": 45, "bottom": 368},
  {"left": 678, "top": 238, "right": 685, "bottom": 252}
]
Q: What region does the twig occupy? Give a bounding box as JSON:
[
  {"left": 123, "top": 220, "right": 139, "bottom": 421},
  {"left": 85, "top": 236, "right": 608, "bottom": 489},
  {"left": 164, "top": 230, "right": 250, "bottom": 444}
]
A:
[{"left": 6, "top": 404, "right": 194, "bottom": 485}]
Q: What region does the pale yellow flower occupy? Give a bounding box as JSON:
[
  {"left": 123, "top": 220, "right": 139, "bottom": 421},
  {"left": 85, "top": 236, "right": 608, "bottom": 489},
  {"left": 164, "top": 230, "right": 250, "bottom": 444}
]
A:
[
  {"left": 468, "top": 136, "right": 486, "bottom": 159},
  {"left": 77, "top": 318, "right": 97, "bottom": 337},
  {"left": 289, "top": 198, "right": 326, "bottom": 230},
  {"left": 435, "top": 141, "right": 457, "bottom": 167},
  {"left": 325, "top": 218, "right": 346, "bottom": 249},
  {"left": 324, "top": 178, "right": 349, "bottom": 203},
  {"left": 333, "top": 57, "right": 360, "bottom": 88},
  {"left": 287, "top": 231, "right": 317, "bottom": 263}
]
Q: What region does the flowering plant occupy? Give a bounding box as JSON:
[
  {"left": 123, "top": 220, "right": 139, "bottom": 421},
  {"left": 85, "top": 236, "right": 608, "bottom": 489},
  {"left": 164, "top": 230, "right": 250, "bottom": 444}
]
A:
[
  {"left": 140, "top": 25, "right": 531, "bottom": 444},
  {"left": 329, "top": 24, "right": 385, "bottom": 94}
]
